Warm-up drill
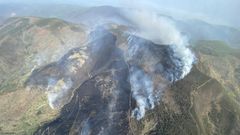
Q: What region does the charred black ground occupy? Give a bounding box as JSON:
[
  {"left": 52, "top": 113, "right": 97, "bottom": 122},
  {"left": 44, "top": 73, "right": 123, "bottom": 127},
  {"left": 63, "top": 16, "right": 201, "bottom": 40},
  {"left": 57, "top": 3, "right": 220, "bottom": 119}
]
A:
[{"left": 31, "top": 29, "right": 192, "bottom": 135}]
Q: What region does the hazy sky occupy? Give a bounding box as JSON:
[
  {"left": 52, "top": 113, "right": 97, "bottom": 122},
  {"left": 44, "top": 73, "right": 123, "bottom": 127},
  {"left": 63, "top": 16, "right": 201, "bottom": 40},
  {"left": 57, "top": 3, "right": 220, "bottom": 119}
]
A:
[{"left": 1, "top": 0, "right": 239, "bottom": 28}]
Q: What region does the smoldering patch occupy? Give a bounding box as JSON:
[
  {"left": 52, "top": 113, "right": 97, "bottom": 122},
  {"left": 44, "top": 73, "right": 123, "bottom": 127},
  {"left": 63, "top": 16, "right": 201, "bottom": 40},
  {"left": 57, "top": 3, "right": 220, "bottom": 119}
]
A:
[
  {"left": 129, "top": 66, "right": 155, "bottom": 120},
  {"left": 46, "top": 78, "right": 73, "bottom": 109}
]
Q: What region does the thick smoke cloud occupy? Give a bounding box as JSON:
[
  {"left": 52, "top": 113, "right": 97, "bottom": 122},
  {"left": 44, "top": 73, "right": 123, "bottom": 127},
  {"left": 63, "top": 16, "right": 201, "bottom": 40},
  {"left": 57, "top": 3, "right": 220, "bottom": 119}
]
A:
[
  {"left": 123, "top": 9, "right": 195, "bottom": 119},
  {"left": 126, "top": 10, "right": 195, "bottom": 80},
  {"left": 124, "top": 10, "right": 185, "bottom": 46}
]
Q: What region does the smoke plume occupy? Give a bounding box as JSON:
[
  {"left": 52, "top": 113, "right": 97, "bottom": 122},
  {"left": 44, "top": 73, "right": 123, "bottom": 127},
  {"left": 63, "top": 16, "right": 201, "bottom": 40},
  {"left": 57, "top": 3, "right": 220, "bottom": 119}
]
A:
[
  {"left": 46, "top": 78, "right": 73, "bottom": 109},
  {"left": 123, "top": 9, "right": 195, "bottom": 119},
  {"left": 129, "top": 66, "right": 154, "bottom": 120}
]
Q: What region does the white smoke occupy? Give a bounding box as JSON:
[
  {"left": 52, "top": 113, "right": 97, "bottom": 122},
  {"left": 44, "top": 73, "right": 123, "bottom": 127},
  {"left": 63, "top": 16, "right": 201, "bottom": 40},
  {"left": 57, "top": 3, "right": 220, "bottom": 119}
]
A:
[
  {"left": 129, "top": 67, "right": 154, "bottom": 120},
  {"left": 46, "top": 78, "right": 73, "bottom": 109},
  {"left": 125, "top": 9, "right": 195, "bottom": 79},
  {"left": 123, "top": 9, "right": 195, "bottom": 119},
  {"left": 10, "top": 12, "right": 16, "bottom": 17},
  {"left": 80, "top": 119, "right": 91, "bottom": 135},
  {"left": 125, "top": 10, "right": 184, "bottom": 45}
]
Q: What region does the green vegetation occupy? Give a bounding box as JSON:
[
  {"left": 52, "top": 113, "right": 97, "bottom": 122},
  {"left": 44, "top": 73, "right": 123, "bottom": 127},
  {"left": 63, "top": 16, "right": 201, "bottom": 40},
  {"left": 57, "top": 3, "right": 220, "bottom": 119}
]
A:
[
  {"left": 35, "top": 18, "right": 68, "bottom": 30},
  {"left": 193, "top": 40, "right": 240, "bottom": 58},
  {"left": 0, "top": 90, "right": 59, "bottom": 135}
]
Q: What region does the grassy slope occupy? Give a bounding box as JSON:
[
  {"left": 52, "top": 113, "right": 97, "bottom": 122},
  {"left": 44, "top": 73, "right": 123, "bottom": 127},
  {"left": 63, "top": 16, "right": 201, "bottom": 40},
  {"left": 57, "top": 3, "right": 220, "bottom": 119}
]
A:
[
  {"left": 193, "top": 40, "right": 240, "bottom": 100},
  {"left": 193, "top": 40, "right": 240, "bottom": 135},
  {"left": 0, "top": 90, "right": 59, "bottom": 135}
]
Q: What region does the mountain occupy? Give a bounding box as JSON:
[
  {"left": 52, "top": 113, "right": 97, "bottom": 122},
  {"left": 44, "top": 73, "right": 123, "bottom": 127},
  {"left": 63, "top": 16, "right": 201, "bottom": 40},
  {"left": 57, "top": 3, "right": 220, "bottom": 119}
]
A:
[
  {"left": 0, "top": 6, "right": 240, "bottom": 135},
  {"left": 176, "top": 19, "right": 240, "bottom": 48},
  {"left": 0, "top": 3, "right": 88, "bottom": 20},
  {"left": 1, "top": 3, "right": 239, "bottom": 49}
]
